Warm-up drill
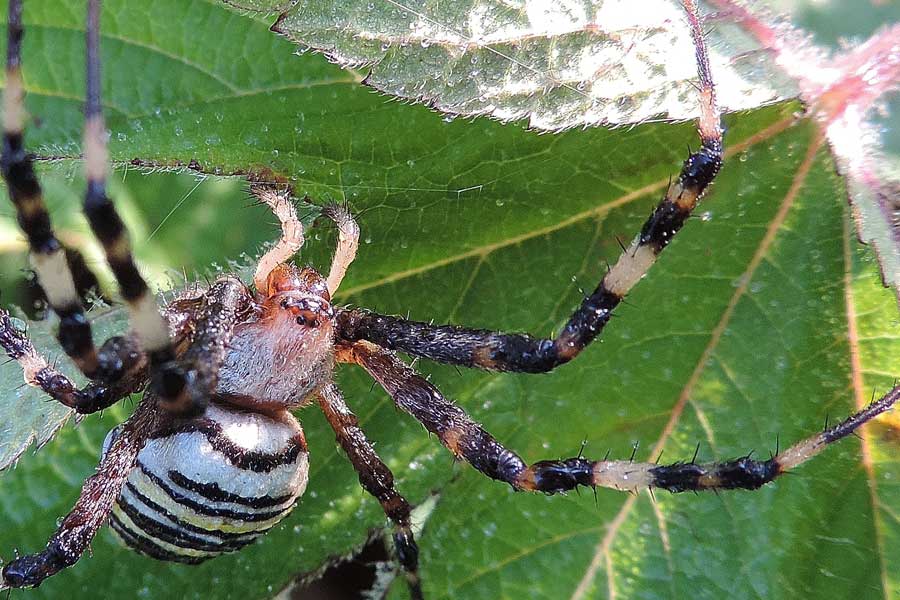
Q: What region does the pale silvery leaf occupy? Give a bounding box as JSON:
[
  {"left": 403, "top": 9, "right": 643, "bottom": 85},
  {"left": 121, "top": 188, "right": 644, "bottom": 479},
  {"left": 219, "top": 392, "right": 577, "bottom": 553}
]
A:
[{"left": 252, "top": 0, "right": 798, "bottom": 130}]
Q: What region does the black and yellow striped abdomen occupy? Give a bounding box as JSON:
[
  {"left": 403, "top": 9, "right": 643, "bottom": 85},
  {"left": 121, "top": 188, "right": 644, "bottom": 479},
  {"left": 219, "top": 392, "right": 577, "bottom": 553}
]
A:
[{"left": 103, "top": 404, "right": 309, "bottom": 563}]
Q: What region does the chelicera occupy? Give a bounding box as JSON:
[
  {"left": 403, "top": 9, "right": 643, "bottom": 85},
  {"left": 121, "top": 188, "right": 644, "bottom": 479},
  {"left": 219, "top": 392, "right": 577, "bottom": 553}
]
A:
[{"left": 1, "top": 0, "right": 897, "bottom": 598}]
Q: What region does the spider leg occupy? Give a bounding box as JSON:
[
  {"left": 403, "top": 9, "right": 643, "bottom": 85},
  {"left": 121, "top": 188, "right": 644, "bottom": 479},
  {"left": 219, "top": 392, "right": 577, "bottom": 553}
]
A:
[
  {"left": 80, "top": 0, "right": 197, "bottom": 400},
  {"left": 337, "top": 1, "right": 722, "bottom": 374},
  {"left": 0, "top": 395, "right": 161, "bottom": 589},
  {"left": 321, "top": 202, "right": 359, "bottom": 296},
  {"left": 160, "top": 277, "right": 253, "bottom": 415},
  {"left": 0, "top": 278, "right": 251, "bottom": 588},
  {"left": 342, "top": 342, "right": 900, "bottom": 495},
  {"left": 0, "top": 0, "right": 107, "bottom": 377},
  {"left": 2, "top": 0, "right": 189, "bottom": 403},
  {"left": 252, "top": 185, "right": 305, "bottom": 291},
  {"left": 0, "top": 308, "right": 146, "bottom": 413},
  {"left": 2, "top": 0, "right": 235, "bottom": 415},
  {"left": 317, "top": 382, "right": 423, "bottom": 600},
  {"left": 0, "top": 279, "right": 237, "bottom": 414}
]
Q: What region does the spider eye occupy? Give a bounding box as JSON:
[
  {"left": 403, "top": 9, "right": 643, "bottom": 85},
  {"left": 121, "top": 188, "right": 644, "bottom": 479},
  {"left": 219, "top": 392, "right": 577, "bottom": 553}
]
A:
[
  {"left": 296, "top": 313, "right": 319, "bottom": 328},
  {"left": 277, "top": 295, "right": 332, "bottom": 328}
]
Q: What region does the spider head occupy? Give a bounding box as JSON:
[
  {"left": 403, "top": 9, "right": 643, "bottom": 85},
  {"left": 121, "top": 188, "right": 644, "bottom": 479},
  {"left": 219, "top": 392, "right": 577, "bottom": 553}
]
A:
[
  {"left": 216, "top": 263, "right": 335, "bottom": 409},
  {"left": 262, "top": 263, "right": 334, "bottom": 328}
]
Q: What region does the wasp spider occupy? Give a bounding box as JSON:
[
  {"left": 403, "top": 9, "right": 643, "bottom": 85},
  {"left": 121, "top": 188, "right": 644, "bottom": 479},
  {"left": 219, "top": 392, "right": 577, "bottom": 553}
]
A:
[{"left": 0, "top": 0, "right": 897, "bottom": 597}]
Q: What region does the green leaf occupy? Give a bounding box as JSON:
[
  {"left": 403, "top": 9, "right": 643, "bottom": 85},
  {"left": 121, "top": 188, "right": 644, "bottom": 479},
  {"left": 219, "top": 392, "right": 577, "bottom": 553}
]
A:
[
  {"left": 0, "top": 312, "right": 73, "bottom": 470},
  {"left": 0, "top": 1, "right": 898, "bottom": 599}
]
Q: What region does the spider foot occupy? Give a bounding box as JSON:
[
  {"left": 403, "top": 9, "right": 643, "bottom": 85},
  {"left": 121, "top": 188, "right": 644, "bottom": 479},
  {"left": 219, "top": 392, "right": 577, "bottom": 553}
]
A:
[{"left": 0, "top": 544, "right": 70, "bottom": 589}]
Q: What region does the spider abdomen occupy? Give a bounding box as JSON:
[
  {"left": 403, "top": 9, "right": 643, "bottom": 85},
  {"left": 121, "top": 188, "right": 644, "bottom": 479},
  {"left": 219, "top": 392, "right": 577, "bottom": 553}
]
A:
[{"left": 104, "top": 404, "right": 309, "bottom": 563}]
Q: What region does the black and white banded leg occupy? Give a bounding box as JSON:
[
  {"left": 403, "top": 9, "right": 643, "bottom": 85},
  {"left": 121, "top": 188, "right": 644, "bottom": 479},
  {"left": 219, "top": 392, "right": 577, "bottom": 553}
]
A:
[
  {"left": 0, "top": 276, "right": 242, "bottom": 415},
  {"left": 0, "top": 308, "right": 146, "bottom": 413},
  {"left": 317, "top": 383, "right": 423, "bottom": 600},
  {"left": 343, "top": 341, "right": 900, "bottom": 495},
  {"left": 0, "top": 0, "right": 212, "bottom": 415},
  {"left": 338, "top": 2, "right": 722, "bottom": 374},
  {"left": 1, "top": 0, "right": 108, "bottom": 378},
  {"left": 0, "top": 396, "right": 160, "bottom": 588}
]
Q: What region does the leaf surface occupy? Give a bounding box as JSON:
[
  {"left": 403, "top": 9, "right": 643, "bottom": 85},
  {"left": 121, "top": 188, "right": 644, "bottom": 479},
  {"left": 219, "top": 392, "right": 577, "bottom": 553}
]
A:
[
  {"left": 227, "top": 0, "right": 797, "bottom": 130},
  {"left": 0, "top": 1, "right": 897, "bottom": 599}
]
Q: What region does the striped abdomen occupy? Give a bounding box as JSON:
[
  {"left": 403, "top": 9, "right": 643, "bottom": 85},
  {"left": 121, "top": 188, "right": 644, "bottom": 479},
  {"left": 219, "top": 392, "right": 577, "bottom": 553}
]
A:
[{"left": 104, "top": 404, "right": 309, "bottom": 563}]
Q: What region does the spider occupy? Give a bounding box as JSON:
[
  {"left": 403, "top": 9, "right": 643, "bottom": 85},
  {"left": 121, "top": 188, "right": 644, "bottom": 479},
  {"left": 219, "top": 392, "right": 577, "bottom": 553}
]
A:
[{"left": 0, "top": 0, "right": 897, "bottom": 598}]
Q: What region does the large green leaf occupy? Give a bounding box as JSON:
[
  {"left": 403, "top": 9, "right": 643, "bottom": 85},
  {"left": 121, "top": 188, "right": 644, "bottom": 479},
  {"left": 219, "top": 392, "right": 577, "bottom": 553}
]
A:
[{"left": 0, "top": 1, "right": 897, "bottom": 599}]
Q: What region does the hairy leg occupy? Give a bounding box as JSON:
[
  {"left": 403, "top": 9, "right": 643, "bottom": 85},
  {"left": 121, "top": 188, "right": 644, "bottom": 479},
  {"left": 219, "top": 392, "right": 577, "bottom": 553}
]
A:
[
  {"left": 0, "top": 0, "right": 106, "bottom": 377},
  {"left": 0, "top": 397, "right": 160, "bottom": 589},
  {"left": 317, "top": 383, "right": 423, "bottom": 600},
  {"left": 337, "top": 1, "right": 722, "bottom": 374},
  {"left": 341, "top": 341, "right": 900, "bottom": 494},
  {"left": 158, "top": 277, "right": 253, "bottom": 415},
  {"left": 252, "top": 185, "right": 305, "bottom": 292},
  {"left": 0, "top": 308, "right": 145, "bottom": 413},
  {"left": 0, "top": 277, "right": 243, "bottom": 414},
  {"left": 321, "top": 203, "right": 359, "bottom": 296},
  {"left": 1, "top": 0, "right": 198, "bottom": 410}
]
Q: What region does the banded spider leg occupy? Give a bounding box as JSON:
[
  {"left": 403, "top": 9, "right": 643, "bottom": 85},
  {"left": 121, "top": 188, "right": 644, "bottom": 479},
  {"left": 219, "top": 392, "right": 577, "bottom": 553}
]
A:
[
  {"left": 0, "top": 0, "right": 245, "bottom": 588},
  {"left": 339, "top": 342, "right": 900, "bottom": 496},
  {"left": 327, "top": 0, "right": 899, "bottom": 576},
  {"left": 338, "top": 1, "right": 722, "bottom": 375}
]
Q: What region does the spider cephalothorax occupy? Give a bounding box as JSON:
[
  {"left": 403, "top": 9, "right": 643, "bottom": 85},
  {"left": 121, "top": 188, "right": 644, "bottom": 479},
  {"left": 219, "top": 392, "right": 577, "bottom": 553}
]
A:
[
  {"left": 219, "top": 263, "right": 337, "bottom": 410},
  {"left": 0, "top": 0, "right": 898, "bottom": 598}
]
